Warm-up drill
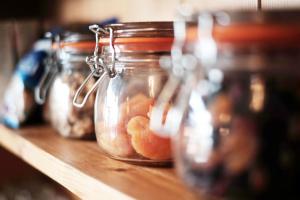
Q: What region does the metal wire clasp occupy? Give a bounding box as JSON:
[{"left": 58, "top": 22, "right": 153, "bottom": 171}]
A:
[
  {"left": 35, "top": 32, "right": 60, "bottom": 105},
  {"left": 196, "top": 12, "right": 217, "bottom": 67},
  {"left": 72, "top": 24, "right": 117, "bottom": 108},
  {"left": 149, "top": 12, "right": 217, "bottom": 137},
  {"left": 149, "top": 17, "right": 197, "bottom": 137}
]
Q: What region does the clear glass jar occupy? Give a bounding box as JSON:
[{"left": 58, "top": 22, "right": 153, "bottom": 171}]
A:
[
  {"left": 152, "top": 11, "right": 300, "bottom": 199},
  {"left": 36, "top": 31, "right": 96, "bottom": 139},
  {"left": 74, "top": 22, "right": 174, "bottom": 165}
]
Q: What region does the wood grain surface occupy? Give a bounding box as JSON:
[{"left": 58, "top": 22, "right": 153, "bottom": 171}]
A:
[{"left": 0, "top": 125, "right": 197, "bottom": 200}]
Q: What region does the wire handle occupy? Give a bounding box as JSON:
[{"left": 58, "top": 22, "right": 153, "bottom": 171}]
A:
[
  {"left": 149, "top": 17, "right": 197, "bottom": 136},
  {"left": 34, "top": 33, "right": 59, "bottom": 105},
  {"left": 34, "top": 60, "right": 59, "bottom": 104},
  {"left": 72, "top": 24, "right": 116, "bottom": 108},
  {"left": 149, "top": 13, "right": 216, "bottom": 137},
  {"left": 72, "top": 70, "right": 107, "bottom": 108}
]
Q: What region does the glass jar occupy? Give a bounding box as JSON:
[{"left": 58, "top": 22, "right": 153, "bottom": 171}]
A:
[
  {"left": 151, "top": 11, "right": 300, "bottom": 199},
  {"left": 36, "top": 31, "right": 96, "bottom": 139},
  {"left": 74, "top": 22, "right": 174, "bottom": 165}
]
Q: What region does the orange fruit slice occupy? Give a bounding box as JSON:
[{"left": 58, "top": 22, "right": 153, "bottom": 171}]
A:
[
  {"left": 120, "top": 93, "right": 154, "bottom": 123},
  {"left": 97, "top": 122, "right": 134, "bottom": 157},
  {"left": 127, "top": 116, "right": 172, "bottom": 160}
]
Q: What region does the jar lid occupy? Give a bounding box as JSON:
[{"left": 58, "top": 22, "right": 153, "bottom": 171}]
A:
[
  {"left": 53, "top": 31, "right": 95, "bottom": 53},
  {"left": 72, "top": 23, "right": 173, "bottom": 108},
  {"left": 187, "top": 10, "right": 300, "bottom": 47},
  {"left": 99, "top": 22, "right": 174, "bottom": 52}
]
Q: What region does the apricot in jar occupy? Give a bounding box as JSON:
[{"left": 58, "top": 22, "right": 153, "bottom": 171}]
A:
[{"left": 127, "top": 116, "right": 172, "bottom": 160}]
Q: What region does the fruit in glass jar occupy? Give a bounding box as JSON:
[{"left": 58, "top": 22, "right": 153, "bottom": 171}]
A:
[
  {"left": 97, "top": 122, "right": 134, "bottom": 157},
  {"left": 199, "top": 117, "right": 258, "bottom": 173},
  {"left": 221, "top": 117, "right": 258, "bottom": 175},
  {"left": 120, "top": 93, "right": 154, "bottom": 122},
  {"left": 127, "top": 116, "right": 172, "bottom": 160},
  {"left": 209, "top": 93, "right": 232, "bottom": 126},
  {"left": 49, "top": 72, "right": 95, "bottom": 139}
]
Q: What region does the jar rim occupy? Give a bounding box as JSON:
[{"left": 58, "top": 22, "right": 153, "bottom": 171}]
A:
[
  {"left": 99, "top": 22, "right": 174, "bottom": 52},
  {"left": 53, "top": 41, "right": 95, "bottom": 52},
  {"left": 103, "top": 22, "right": 174, "bottom": 38},
  {"left": 52, "top": 30, "right": 95, "bottom": 53},
  {"left": 186, "top": 24, "right": 300, "bottom": 46},
  {"left": 186, "top": 10, "right": 300, "bottom": 47}
]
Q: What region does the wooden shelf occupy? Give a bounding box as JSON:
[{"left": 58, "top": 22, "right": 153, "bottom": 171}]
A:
[{"left": 0, "top": 125, "right": 197, "bottom": 200}]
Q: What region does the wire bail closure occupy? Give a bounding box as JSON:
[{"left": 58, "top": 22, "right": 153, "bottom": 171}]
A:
[
  {"left": 72, "top": 24, "right": 117, "bottom": 108},
  {"left": 196, "top": 13, "right": 217, "bottom": 67},
  {"left": 149, "top": 18, "right": 195, "bottom": 137},
  {"left": 149, "top": 13, "right": 216, "bottom": 137},
  {"left": 35, "top": 32, "right": 60, "bottom": 105}
]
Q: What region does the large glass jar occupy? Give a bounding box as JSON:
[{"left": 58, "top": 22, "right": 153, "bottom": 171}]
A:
[
  {"left": 36, "top": 31, "right": 96, "bottom": 139},
  {"left": 74, "top": 22, "right": 174, "bottom": 165},
  {"left": 152, "top": 11, "right": 300, "bottom": 199}
]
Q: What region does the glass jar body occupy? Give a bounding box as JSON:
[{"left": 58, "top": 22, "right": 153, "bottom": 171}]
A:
[
  {"left": 94, "top": 62, "right": 172, "bottom": 165},
  {"left": 46, "top": 61, "right": 95, "bottom": 139},
  {"left": 175, "top": 55, "right": 300, "bottom": 199}
]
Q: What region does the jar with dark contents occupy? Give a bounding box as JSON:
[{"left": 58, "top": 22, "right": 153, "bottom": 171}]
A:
[
  {"left": 151, "top": 11, "right": 300, "bottom": 199},
  {"left": 73, "top": 22, "right": 174, "bottom": 165},
  {"left": 36, "top": 31, "right": 96, "bottom": 139}
]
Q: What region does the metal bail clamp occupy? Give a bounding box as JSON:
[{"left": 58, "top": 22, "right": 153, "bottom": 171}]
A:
[
  {"left": 105, "top": 27, "right": 117, "bottom": 78},
  {"left": 72, "top": 24, "right": 116, "bottom": 108},
  {"left": 35, "top": 32, "right": 60, "bottom": 105},
  {"left": 149, "top": 18, "right": 194, "bottom": 137},
  {"left": 196, "top": 12, "right": 217, "bottom": 67},
  {"left": 150, "top": 12, "right": 213, "bottom": 137}
]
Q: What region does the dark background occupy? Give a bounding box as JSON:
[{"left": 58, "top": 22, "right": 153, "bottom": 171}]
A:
[{"left": 0, "top": 0, "right": 58, "bottom": 19}]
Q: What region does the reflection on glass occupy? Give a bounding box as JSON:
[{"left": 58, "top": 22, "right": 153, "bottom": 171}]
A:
[
  {"left": 185, "top": 91, "right": 213, "bottom": 164},
  {"left": 250, "top": 75, "right": 265, "bottom": 112}
]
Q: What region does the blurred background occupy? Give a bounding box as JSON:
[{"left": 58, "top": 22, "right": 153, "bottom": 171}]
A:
[
  {"left": 1, "top": 0, "right": 300, "bottom": 199},
  {"left": 2, "top": 0, "right": 300, "bottom": 100}
]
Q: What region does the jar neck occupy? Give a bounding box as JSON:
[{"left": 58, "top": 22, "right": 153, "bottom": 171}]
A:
[
  {"left": 58, "top": 53, "right": 89, "bottom": 71},
  {"left": 100, "top": 38, "right": 172, "bottom": 59},
  {"left": 109, "top": 52, "right": 168, "bottom": 63}
]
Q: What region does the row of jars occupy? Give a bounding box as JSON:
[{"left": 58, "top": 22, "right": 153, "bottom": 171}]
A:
[{"left": 34, "top": 10, "right": 299, "bottom": 199}]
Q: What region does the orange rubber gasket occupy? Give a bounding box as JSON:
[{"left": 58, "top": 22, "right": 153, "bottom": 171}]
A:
[
  {"left": 53, "top": 37, "right": 174, "bottom": 52},
  {"left": 53, "top": 41, "right": 96, "bottom": 50},
  {"left": 99, "top": 37, "right": 174, "bottom": 51},
  {"left": 187, "top": 24, "right": 300, "bottom": 45}
]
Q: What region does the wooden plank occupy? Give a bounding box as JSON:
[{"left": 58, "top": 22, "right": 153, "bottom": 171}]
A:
[
  {"left": 0, "top": 125, "right": 197, "bottom": 200},
  {"left": 0, "top": 147, "right": 80, "bottom": 200}
]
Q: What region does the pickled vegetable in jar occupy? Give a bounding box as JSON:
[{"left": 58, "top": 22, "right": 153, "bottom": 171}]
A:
[
  {"left": 152, "top": 11, "right": 300, "bottom": 199},
  {"left": 74, "top": 22, "right": 174, "bottom": 165},
  {"left": 36, "top": 31, "right": 96, "bottom": 139}
]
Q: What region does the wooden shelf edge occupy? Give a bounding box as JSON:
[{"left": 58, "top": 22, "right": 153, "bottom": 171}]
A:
[{"left": 0, "top": 125, "right": 133, "bottom": 200}]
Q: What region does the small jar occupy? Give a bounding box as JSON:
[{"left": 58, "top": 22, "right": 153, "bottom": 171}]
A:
[
  {"left": 36, "top": 31, "right": 96, "bottom": 139},
  {"left": 74, "top": 22, "right": 174, "bottom": 165},
  {"left": 151, "top": 11, "right": 300, "bottom": 199}
]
